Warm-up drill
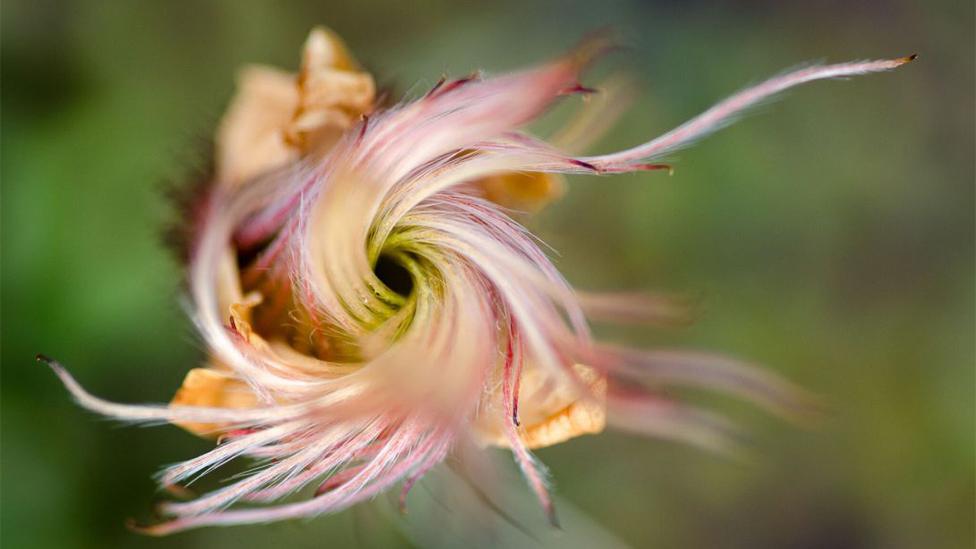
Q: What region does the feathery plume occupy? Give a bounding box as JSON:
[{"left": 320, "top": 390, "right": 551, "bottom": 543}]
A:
[{"left": 42, "top": 28, "right": 913, "bottom": 534}]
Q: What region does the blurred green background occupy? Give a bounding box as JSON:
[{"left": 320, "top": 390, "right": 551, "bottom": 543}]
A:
[{"left": 2, "top": 1, "right": 973, "bottom": 547}]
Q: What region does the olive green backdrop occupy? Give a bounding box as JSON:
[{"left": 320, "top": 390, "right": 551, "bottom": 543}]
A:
[{"left": 2, "top": 0, "right": 973, "bottom": 547}]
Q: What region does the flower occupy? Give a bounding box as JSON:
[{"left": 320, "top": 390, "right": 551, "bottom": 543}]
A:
[{"left": 41, "top": 27, "right": 913, "bottom": 535}]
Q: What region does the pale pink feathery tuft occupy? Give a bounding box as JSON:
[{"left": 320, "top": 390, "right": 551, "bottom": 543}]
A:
[{"left": 40, "top": 29, "right": 914, "bottom": 534}]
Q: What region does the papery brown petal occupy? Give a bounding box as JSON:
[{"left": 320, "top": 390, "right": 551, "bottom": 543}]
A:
[
  {"left": 478, "top": 363, "right": 606, "bottom": 449},
  {"left": 215, "top": 27, "right": 375, "bottom": 187},
  {"left": 477, "top": 171, "right": 566, "bottom": 214},
  {"left": 215, "top": 66, "right": 298, "bottom": 186},
  {"left": 170, "top": 368, "right": 260, "bottom": 437}
]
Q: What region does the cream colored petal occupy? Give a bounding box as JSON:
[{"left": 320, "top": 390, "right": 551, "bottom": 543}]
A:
[
  {"left": 300, "top": 26, "right": 358, "bottom": 72},
  {"left": 214, "top": 27, "right": 375, "bottom": 187},
  {"left": 215, "top": 66, "right": 299, "bottom": 186},
  {"left": 285, "top": 28, "right": 375, "bottom": 153}
]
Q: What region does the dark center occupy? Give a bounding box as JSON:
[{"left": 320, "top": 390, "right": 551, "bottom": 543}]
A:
[{"left": 374, "top": 254, "right": 414, "bottom": 298}]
